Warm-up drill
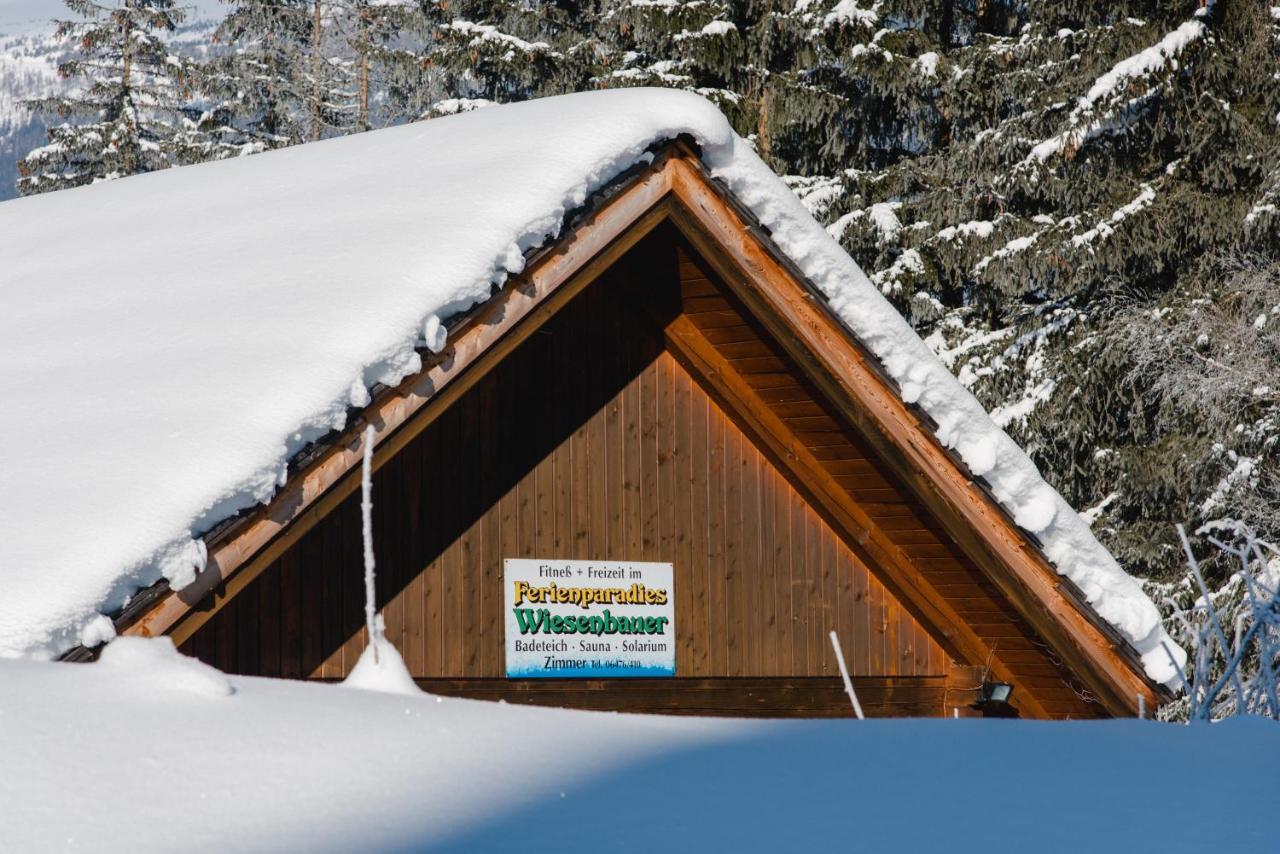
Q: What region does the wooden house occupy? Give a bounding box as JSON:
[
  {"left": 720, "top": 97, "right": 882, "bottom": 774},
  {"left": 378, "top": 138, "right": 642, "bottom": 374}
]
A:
[{"left": 10, "top": 92, "right": 1177, "bottom": 718}]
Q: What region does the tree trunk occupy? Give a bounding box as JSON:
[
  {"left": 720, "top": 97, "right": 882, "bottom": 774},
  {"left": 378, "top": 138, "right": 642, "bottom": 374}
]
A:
[
  {"left": 753, "top": 4, "right": 773, "bottom": 163},
  {"left": 358, "top": 6, "right": 370, "bottom": 132},
  {"left": 310, "top": 0, "right": 323, "bottom": 141},
  {"left": 755, "top": 79, "right": 771, "bottom": 161},
  {"left": 121, "top": 1, "right": 134, "bottom": 174}
]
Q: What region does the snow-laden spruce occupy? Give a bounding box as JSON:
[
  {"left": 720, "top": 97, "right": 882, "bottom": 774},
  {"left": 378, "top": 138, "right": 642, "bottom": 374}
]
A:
[{"left": 0, "top": 88, "right": 1183, "bottom": 683}]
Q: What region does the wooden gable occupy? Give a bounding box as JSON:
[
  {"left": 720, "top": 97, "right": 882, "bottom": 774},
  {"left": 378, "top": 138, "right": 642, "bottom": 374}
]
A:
[{"left": 107, "top": 144, "right": 1162, "bottom": 718}]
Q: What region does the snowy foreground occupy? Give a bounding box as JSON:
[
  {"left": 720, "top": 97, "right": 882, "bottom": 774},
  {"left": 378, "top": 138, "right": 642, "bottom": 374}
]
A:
[{"left": 2, "top": 640, "right": 1274, "bottom": 853}]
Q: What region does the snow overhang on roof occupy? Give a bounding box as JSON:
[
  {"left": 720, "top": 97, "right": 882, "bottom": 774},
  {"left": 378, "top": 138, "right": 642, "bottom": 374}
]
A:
[{"left": 0, "top": 88, "right": 1186, "bottom": 687}]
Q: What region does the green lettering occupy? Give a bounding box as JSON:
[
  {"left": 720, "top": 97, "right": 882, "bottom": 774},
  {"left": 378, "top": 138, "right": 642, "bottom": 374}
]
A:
[{"left": 513, "top": 608, "right": 541, "bottom": 634}]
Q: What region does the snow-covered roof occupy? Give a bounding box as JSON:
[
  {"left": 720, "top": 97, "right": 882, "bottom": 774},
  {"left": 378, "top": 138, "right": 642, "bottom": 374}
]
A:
[{"left": 0, "top": 88, "right": 1183, "bottom": 685}]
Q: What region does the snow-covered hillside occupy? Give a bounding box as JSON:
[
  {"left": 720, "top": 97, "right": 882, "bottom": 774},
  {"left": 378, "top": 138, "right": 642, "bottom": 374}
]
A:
[
  {"left": 0, "top": 0, "right": 222, "bottom": 199},
  {"left": 2, "top": 638, "right": 1276, "bottom": 853},
  {"left": 0, "top": 31, "right": 56, "bottom": 198}
]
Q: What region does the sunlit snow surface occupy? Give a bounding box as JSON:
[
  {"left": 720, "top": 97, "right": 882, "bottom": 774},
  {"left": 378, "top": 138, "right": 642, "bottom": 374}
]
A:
[
  {"left": 0, "top": 88, "right": 1183, "bottom": 683},
  {"left": 2, "top": 646, "right": 1275, "bottom": 853}
]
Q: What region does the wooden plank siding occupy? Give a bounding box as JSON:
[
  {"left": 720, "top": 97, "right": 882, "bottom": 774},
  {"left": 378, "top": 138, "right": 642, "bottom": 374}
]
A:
[
  {"left": 669, "top": 242, "right": 1100, "bottom": 718},
  {"left": 180, "top": 233, "right": 946, "bottom": 697}
]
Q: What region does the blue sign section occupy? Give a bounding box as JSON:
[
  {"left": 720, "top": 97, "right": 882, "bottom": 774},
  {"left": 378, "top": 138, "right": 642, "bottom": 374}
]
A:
[
  {"left": 507, "top": 665, "right": 676, "bottom": 680},
  {"left": 504, "top": 559, "right": 676, "bottom": 679}
]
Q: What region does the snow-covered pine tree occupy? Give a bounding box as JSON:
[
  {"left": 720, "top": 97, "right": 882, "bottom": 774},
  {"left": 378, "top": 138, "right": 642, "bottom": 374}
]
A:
[
  {"left": 424, "top": 0, "right": 594, "bottom": 114},
  {"left": 18, "top": 0, "right": 193, "bottom": 194},
  {"left": 1089, "top": 252, "right": 1280, "bottom": 578},
  {"left": 330, "top": 0, "right": 435, "bottom": 130},
  {"left": 202, "top": 0, "right": 349, "bottom": 151},
  {"left": 766, "top": 1, "right": 1280, "bottom": 580},
  {"left": 595, "top": 0, "right": 746, "bottom": 126},
  {"left": 768, "top": 1, "right": 953, "bottom": 171}
]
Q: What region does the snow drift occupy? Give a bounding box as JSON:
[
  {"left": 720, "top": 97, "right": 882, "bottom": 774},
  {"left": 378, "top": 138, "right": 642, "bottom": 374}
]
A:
[{"left": 1, "top": 645, "right": 1274, "bottom": 852}]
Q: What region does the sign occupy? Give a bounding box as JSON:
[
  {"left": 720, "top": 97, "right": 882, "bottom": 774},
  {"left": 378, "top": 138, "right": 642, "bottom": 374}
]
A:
[{"left": 504, "top": 559, "right": 675, "bottom": 678}]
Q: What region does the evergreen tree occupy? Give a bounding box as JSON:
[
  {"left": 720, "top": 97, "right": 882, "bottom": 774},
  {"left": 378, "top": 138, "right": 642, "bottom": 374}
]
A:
[
  {"left": 325, "top": 0, "right": 451, "bottom": 128},
  {"left": 1097, "top": 252, "right": 1280, "bottom": 578},
  {"left": 595, "top": 0, "right": 744, "bottom": 119},
  {"left": 203, "top": 0, "right": 348, "bottom": 151},
  {"left": 18, "top": 0, "right": 192, "bottom": 194},
  {"left": 424, "top": 0, "right": 595, "bottom": 111},
  {"left": 333, "top": 0, "right": 422, "bottom": 130},
  {"left": 792, "top": 0, "right": 1280, "bottom": 578}
]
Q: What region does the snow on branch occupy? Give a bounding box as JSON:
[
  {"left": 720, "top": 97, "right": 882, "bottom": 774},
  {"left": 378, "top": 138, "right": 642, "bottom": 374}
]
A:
[
  {"left": 1156, "top": 525, "right": 1280, "bottom": 722},
  {"left": 1078, "top": 20, "right": 1206, "bottom": 112},
  {"left": 1069, "top": 183, "right": 1156, "bottom": 250},
  {"left": 1023, "top": 14, "right": 1210, "bottom": 164}
]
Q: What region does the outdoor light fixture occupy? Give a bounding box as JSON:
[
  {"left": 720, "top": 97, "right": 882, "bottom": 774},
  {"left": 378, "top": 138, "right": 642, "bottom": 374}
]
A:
[
  {"left": 981, "top": 682, "right": 1014, "bottom": 705},
  {"left": 972, "top": 681, "right": 1018, "bottom": 717}
]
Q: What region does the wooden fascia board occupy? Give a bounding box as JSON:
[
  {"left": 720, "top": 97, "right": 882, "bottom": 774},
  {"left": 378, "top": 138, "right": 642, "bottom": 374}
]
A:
[
  {"left": 660, "top": 156, "right": 1158, "bottom": 716},
  {"left": 119, "top": 150, "right": 681, "bottom": 647},
  {"left": 659, "top": 313, "right": 1055, "bottom": 720}
]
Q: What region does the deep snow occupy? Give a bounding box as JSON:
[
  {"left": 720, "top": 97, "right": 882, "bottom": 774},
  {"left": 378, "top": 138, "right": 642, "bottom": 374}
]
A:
[
  {"left": 1, "top": 643, "right": 1274, "bottom": 853},
  {"left": 0, "top": 88, "right": 1183, "bottom": 684}
]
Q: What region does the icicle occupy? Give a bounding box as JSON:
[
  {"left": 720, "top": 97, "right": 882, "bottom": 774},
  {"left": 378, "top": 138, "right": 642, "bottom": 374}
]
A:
[{"left": 828, "top": 631, "right": 864, "bottom": 720}]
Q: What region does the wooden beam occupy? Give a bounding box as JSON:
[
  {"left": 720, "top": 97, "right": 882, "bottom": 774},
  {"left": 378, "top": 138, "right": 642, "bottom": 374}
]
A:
[
  {"left": 122, "top": 153, "right": 680, "bottom": 646},
  {"left": 657, "top": 312, "right": 1053, "bottom": 720},
  {"left": 944, "top": 662, "right": 985, "bottom": 717},
  {"left": 662, "top": 156, "right": 1157, "bottom": 716},
  {"left": 401, "top": 676, "right": 949, "bottom": 718}
]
